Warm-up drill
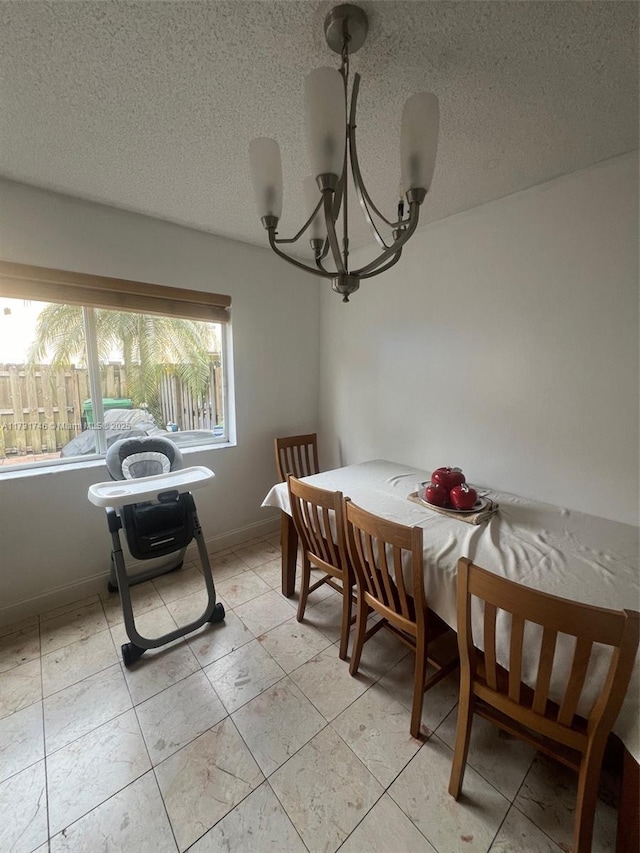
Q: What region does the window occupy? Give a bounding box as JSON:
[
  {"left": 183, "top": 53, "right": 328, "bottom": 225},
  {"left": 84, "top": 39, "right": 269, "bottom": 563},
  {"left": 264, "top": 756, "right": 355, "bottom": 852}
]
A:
[{"left": 0, "top": 262, "right": 233, "bottom": 471}]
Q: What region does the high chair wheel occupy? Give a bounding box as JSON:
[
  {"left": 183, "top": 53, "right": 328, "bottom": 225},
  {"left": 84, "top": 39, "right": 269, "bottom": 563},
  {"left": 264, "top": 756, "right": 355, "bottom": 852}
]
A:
[
  {"left": 121, "top": 642, "right": 145, "bottom": 667},
  {"left": 107, "top": 581, "right": 118, "bottom": 594},
  {"left": 209, "top": 602, "right": 225, "bottom": 624}
]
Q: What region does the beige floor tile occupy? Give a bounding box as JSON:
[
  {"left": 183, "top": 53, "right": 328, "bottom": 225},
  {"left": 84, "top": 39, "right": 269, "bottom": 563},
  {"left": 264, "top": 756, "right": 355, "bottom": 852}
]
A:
[
  {"left": 47, "top": 708, "right": 151, "bottom": 836},
  {"left": 256, "top": 617, "right": 333, "bottom": 673},
  {"left": 270, "top": 726, "right": 384, "bottom": 853},
  {"left": 232, "top": 677, "right": 326, "bottom": 776},
  {"left": 353, "top": 626, "right": 411, "bottom": 681},
  {"left": 252, "top": 557, "right": 282, "bottom": 588},
  {"left": 155, "top": 717, "right": 263, "bottom": 851},
  {"left": 301, "top": 591, "right": 346, "bottom": 642},
  {"left": 41, "top": 629, "right": 117, "bottom": 697},
  {"left": 109, "top": 602, "right": 177, "bottom": 648},
  {"left": 332, "top": 684, "right": 422, "bottom": 786},
  {"left": 215, "top": 571, "right": 271, "bottom": 608},
  {"left": 291, "top": 568, "right": 340, "bottom": 605},
  {"left": 233, "top": 539, "right": 280, "bottom": 569},
  {"left": 165, "top": 587, "right": 228, "bottom": 628},
  {"left": 0, "top": 657, "right": 42, "bottom": 719},
  {"left": 101, "top": 580, "right": 165, "bottom": 627},
  {"left": 436, "top": 706, "right": 536, "bottom": 800},
  {"left": 0, "top": 614, "right": 38, "bottom": 640},
  {"left": 379, "top": 655, "right": 460, "bottom": 734},
  {"left": 0, "top": 760, "right": 48, "bottom": 853},
  {"left": 0, "top": 701, "right": 44, "bottom": 784},
  {"left": 204, "top": 640, "right": 285, "bottom": 714},
  {"left": 234, "top": 589, "right": 297, "bottom": 637},
  {"left": 185, "top": 609, "right": 252, "bottom": 667},
  {"left": 121, "top": 640, "right": 201, "bottom": 706},
  {"left": 40, "top": 595, "right": 100, "bottom": 622},
  {"left": 50, "top": 771, "right": 177, "bottom": 853},
  {"left": 514, "top": 754, "right": 618, "bottom": 853},
  {"left": 44, "top": 663, "right": 132, "bottom": 754},
  {"left": 153, "top": 565, "right": 209, "bottom": 605},
  {"left": 289, "top": 646, "right": 373, "bottom": 721},
  {"left": 489, "top": 806, "right": 564, "bottom": 852},
  {"left": 136, "top": 670, "right": 227, "bottom": 765},
  {"left": 190, "top": 781, "right": 306, "bottom": 853},
  {"left": 388, "top": 735, "right": 510, "bottom": 853},
  {"left": 209, "top": 551, "right": 252, "bottom": 582},
  {"left": 0, "top": 624, "right": 40, "bottom": 673},
  {"left": 40, "top": 600, "right": 109, "bottom": 655},
  {"left": 340, "top": 793, "right": 438, "bottom": 853}
]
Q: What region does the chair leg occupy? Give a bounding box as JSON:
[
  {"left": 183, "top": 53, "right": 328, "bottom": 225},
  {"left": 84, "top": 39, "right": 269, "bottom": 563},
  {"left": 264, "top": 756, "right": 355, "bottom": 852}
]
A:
[
  {"left": 448, "top": 674, "right": 474, "bottom": 799},
  {"left": 573, "top": 738, "right": 607, "bottom": 853},
  {"left": 297, "top": 554, "right": 311, "bottom": 623},
  {"left": 338, "top": 580, "right": 352, "bottom": 661},
  {"left": 410, "top": 635, "right": 428, "bottom": 738},
  {"left": 349, "top": 592, "right": 367, "bottom": 676}
]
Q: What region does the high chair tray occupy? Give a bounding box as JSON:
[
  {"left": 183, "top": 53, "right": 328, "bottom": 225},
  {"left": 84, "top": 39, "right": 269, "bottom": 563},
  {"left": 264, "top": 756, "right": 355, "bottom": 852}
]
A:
[{"left": 88, "top": 466, "right": 215, "bottom": 508}]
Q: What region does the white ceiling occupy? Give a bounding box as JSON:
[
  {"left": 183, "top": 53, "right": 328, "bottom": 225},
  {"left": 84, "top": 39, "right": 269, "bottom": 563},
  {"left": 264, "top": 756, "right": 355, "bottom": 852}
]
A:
[{"left": 0, "top": 1, "right": 637, "bottom": 253}]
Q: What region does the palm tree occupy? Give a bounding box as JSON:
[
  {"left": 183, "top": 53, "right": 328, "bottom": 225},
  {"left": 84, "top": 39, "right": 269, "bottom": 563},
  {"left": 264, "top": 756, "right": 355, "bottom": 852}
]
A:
[{"left": 28, "top": 305, "right": 216, "bottom": 424}]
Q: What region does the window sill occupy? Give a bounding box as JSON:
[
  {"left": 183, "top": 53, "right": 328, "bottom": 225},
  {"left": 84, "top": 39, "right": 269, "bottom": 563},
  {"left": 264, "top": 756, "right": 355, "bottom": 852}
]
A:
[{"left": 0, "top": 440, "right": 237, "bottom": 481}]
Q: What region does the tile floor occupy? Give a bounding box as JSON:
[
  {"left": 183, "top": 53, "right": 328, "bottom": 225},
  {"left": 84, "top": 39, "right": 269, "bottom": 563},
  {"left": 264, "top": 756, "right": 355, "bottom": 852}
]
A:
[{"left": 0, "top": 533, "right": 621, "bottom": 852}]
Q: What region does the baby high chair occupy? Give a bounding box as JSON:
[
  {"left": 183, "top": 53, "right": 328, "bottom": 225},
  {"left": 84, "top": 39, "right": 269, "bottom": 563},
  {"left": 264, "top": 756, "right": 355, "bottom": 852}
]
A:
[{"left": 88, "top": 436, "right": 225, "bottom": 666}]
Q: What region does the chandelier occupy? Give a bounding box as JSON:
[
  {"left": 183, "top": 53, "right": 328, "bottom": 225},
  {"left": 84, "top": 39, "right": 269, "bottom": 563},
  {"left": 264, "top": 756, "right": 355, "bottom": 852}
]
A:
[{"left": 248, "top": 4, "right": 439, "bottom": 302}]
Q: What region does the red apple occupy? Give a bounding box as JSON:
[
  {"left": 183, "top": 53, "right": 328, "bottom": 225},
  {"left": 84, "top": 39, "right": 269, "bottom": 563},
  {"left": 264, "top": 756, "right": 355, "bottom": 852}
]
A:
[
  {"left": 425, "top": 481, "right": 448, "bottom": 507},
  {"left": 449, "top": 483, "right": 478, "bottom": 510},
  {"left": 431, "top": 467, "right": 466, "bottom": 491}
]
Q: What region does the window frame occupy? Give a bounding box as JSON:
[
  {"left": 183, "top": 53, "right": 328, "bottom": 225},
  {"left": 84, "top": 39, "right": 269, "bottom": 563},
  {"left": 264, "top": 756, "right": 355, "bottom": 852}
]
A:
[{"left": 0, "top": 262, "right": 234, "bottom": 474}]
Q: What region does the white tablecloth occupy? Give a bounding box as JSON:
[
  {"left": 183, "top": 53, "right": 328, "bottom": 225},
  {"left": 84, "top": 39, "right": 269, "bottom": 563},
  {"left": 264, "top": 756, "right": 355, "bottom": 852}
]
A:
[{"left": 263, "top": 459, "right": 640, "bottom": 760}]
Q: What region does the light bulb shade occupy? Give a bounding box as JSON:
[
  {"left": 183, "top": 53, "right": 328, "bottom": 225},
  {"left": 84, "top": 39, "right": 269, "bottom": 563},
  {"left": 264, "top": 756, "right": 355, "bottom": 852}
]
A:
[
  {"left": 400, "top": 92, "right": 439, "bottom": 193},
  {"left": 303, "top": 176, "right": 327, "bottom": 241},
  {"left": 304, "top": 67, "right": 346, "bottom": 179},
  {"left": 249, "top": 137, "right": 283, "bottom": 219}
]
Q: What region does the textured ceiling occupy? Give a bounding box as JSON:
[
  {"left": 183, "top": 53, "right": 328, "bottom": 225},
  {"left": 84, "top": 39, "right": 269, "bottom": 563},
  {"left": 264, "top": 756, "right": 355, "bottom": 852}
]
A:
[{"left": 0, "top": 1, "right": 637, "bottom": 253}]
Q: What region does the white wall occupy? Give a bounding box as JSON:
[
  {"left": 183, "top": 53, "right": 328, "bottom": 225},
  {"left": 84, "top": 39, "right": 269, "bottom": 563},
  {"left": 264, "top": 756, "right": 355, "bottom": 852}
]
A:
[
  {"left": 0, "top": 180, "right": 319, "bottom": 623},
  {"left": 319, "top": 153, "right": 639, "bottom": 525}
]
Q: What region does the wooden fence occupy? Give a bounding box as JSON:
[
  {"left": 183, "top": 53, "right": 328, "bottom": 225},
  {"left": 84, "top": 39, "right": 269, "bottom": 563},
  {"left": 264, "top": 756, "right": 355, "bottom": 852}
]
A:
[{"left": 0, "top": 361, "right": 224, "bottom": 460}]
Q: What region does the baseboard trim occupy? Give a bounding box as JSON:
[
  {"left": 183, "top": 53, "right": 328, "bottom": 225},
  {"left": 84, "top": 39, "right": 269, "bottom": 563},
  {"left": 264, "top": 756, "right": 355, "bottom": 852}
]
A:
[
  {"left": 0, "top": 516, "right": 281, "bottom": 629},
  {"left": 0, "top": 571, "right": 110, "bottom": 629}
]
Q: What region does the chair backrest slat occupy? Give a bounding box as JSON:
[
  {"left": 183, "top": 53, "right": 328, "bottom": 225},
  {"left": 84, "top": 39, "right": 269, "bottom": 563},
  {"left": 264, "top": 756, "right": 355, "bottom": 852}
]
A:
[
  {"left": 345, "top": 500, "right": 426, "bottom": 634},
  {"left": 287, "top": 475, "right": 346, "bottom": 578},
  {"left": 457, "top": 558, "right": 639, "bottom": 739},
  {"left": 532, "top": 627, "right": 558, "bottom": 714},
  {"left": 509, "top": 614, "right": 525, "bottom": 703},
  {"left": 483, "top": 603, "right": 498, "bottom": 690},
  {"left": 557, "top": 637, "right": 593, "bottom": 726},
  {"left": 275, "top": 434, "right": 320, "bottom": 482}
]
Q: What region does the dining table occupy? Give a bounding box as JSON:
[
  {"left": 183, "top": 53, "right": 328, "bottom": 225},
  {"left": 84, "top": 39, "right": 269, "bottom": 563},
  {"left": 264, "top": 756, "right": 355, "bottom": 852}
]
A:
[{"left": 262, "top": 458, "right": 640, "bottom": 851}]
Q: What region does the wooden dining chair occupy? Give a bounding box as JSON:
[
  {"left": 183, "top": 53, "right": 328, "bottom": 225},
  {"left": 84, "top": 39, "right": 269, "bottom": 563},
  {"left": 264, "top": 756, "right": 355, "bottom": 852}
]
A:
[
  {"left": 345, "top": 500, "right": 459, "bottom": 738},
  {"left": 274, "top": 433, "right": 320, "bottom": 482},
  {"left": 287, "top": 475, "right": 353, "bottom": 660},
  {"left": 449, "top": 557, "right": 640, "bottom": 853}
]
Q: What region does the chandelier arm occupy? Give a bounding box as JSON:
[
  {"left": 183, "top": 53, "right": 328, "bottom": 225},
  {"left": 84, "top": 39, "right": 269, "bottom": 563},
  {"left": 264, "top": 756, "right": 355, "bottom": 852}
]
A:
[
  {"left": 359, "top": 248, "right": 403, "bottom": 279},
  {"left": 273, "top": 198, "right": 324, "bottom": 245},
  {"left": 353, "top": 201, "right": 421, "bottom": 276},
  {"left": 349, "top": 73, "right": 404, "bottom": 233},
  {"left": 348, "top": 78, "right": 395, "bottom": 250},
  {"left": 267, "top": 229, "right": 333, "bottom": 279},
  {"left": 323, "top": 191, "right": 347, "bottom": 275}
]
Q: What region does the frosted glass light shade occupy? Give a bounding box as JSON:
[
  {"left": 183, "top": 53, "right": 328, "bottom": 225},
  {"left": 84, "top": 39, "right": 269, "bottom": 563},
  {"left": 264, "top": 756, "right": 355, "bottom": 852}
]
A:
[
  {"left": 304, "top": 67, "right": 346, "bottom": 179},
  {"left": 249, "top": 137, "right": 283, "bottom": 219},
  {"left": 400, "top": 92, "right": 439, "bottom": 192},
  {"left": 303, "top": 176, "right": 327, "bottom": 241}
]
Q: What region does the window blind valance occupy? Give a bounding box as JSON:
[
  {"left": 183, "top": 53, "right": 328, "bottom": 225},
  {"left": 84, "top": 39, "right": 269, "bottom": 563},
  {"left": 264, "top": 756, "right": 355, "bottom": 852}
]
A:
[{"left": 0, "top": 261, "right": 231, "bottom": 324}]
